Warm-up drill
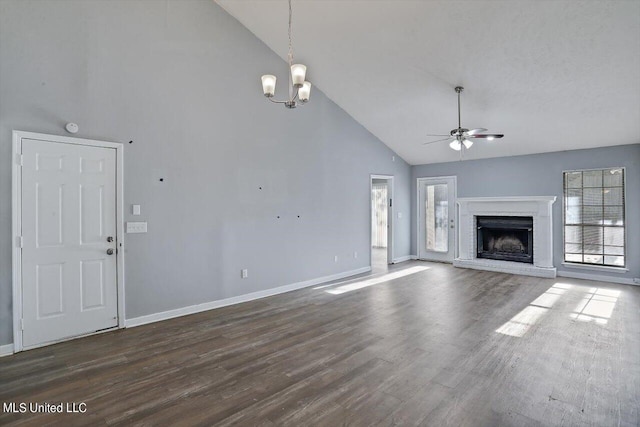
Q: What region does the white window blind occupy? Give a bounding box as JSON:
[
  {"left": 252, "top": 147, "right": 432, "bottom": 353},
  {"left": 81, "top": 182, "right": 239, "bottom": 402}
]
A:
[{"left": 563, "top": 168, "right": 625, "bottom": 267}]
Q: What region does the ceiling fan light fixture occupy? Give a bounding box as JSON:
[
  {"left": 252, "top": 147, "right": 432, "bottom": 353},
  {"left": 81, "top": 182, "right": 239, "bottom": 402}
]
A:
[{"left": 423, "top": 86, "right": 504, "bottom": 154}]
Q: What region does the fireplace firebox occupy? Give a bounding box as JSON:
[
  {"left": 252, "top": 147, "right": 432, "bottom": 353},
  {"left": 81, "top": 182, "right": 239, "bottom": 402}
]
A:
[{"left": 476, "top": 216, "right": 533, "bottom": 263}]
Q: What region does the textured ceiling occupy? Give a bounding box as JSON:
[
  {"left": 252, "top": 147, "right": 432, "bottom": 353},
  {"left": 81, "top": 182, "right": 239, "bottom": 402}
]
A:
[{"left": 216, "top": 0, "right": 640, "bottom": 165}]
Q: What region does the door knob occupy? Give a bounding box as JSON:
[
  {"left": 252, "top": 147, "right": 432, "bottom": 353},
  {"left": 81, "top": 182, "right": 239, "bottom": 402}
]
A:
[
  {"left": 107, "top": 236, "right": 114, "bottom": 242},
  {"left": 106, "top": 248, "right": 114, "bottom": 255}
]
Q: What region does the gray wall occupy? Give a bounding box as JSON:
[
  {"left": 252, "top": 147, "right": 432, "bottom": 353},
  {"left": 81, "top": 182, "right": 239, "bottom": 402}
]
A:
[
  {"left": 411, "top": 144, "right": 640, "bottom": 280},
  {"left": 0, "top": 0, "right": 411, "bottom": 345}
]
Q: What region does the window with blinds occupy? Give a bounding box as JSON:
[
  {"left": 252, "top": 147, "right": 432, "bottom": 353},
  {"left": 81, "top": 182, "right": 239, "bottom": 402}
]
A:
[{"left": 563, "top": 168, "right": 625, "bottom": 267}]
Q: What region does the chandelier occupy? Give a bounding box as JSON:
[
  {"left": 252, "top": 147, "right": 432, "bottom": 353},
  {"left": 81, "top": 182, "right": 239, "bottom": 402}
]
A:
[{"left": 260, "top": 0, "right": 311, "bottom": 108}]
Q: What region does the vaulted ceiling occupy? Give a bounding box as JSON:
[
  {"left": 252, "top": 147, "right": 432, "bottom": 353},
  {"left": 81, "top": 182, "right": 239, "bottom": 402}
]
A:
[{"left": 217, "top": 0, "right": 640, "bottom": 165}]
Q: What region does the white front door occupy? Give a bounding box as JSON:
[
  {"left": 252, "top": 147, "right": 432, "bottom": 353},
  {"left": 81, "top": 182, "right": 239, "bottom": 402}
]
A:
[
  {"left": 20, "top": 138, "right": 118, "bottom": 348},
  {"left": 418, "top": 176, "right": 457, "bottom": 262}
]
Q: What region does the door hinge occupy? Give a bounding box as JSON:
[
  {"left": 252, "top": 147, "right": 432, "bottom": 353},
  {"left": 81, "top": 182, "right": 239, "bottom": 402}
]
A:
[
  {"left": 15, "top": 154, "right": 23, "bottom": 166},
  {"left": 389, "top": 198, "right": 392, "bottom": 207},
  {"left": 16, "top": 236, "right": 23, "bottom": 248},
  {"left": 20, "top": 319, "right": 24, "bottom": 330}
]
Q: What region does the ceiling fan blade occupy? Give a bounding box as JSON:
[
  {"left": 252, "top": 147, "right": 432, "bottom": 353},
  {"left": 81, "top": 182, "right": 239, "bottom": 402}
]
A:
[
  {"left": 426, "top": 134, "right": 451, "bottom": 137},
  {"left": 423, "top": 137, "right": 454, "bottom": 145},
  {"left": 466, "top": 128, "right": 488, "bottom": 135},
  {"left": 467, "top": 134, "right": 504, "bottom": 139}
]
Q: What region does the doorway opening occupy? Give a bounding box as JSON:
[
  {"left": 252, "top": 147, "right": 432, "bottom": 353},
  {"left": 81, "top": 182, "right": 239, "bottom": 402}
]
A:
[{"left": 370, "top": 175, "right": 393, "bottom": 272}]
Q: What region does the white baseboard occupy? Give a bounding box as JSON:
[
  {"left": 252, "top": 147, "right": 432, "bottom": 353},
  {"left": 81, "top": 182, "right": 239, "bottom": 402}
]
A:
[
  {"left": 392, "top": 255, "right": 412, "bottom": 263},
  {"left": 410, "top": 255, "right": 418, "bottom": 260},
  {"left": 125, "top": 266, "right": 372, "bottom": 328},
  {"left": 0, "top": 343, "right": 14, "bottom": 357},
  {"left": 557, "top": 271, "right": 637, "bottom": 286}
]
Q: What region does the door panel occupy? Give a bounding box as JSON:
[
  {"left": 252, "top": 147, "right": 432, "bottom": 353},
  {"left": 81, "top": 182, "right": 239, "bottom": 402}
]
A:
[
  {"left": 418, "top": 177, "right": 456, "bottom": 262},
  {"left": 21, "top": 139, "right": 118, "bottom": 348}
]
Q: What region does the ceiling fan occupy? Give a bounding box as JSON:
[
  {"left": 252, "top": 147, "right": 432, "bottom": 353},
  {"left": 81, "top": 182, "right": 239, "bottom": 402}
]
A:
[{"left": 424, "top": 86, "right": 504, "bottom": 154}]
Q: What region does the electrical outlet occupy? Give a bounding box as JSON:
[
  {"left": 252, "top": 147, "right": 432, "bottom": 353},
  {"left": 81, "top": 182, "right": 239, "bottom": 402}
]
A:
[
  {"left": 354, "top": 251, "right": 358, "bottom": 259},
  {"left": 334, "top": 255, "right": 338, "bottom": 263},
  {"left": 241, "top": 269, "right": 248, "bottom": 279}
]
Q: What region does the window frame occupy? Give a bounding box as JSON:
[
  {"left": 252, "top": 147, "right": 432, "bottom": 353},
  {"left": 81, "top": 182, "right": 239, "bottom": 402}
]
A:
[{"left": 562, "top": 167, "right": 627, "bottom": 269}]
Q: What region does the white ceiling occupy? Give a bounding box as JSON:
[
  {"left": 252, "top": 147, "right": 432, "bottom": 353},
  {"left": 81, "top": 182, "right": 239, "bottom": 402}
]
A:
[{"left": 216, "top": 0, "right": 640, "bottom": 165}]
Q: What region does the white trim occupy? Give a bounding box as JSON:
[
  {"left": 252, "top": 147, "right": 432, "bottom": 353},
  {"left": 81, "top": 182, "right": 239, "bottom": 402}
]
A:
[
  {"left": 392, "top": 255, "right": 412, "bottom": 263},
  {"left": 12, "top": 130, "right": 122, "bottom": 149},
  {"left": 11, "top": 133, "right": 23, "bottom": 352},
  {"left": 11, "top": 131, "right": 126, "bottom": 353},
  {"left": 125, "top": 266, "right": 371, "bottom": 328},
  {"left": 416, "top": 176, "right": 458, "bottom": 262},
  {"left": 0, "top": 343, "right": 15, "bottom": 357},
  {"left": 557, "top": 271, "right": 636, "bottom": 286},
  {"left": 370, "top": 175, "right": 394, "bottom": 265},
  {"left": 561, "top": 262, "right": 629, "bottom": 273},
  {"left": 456, "top": 196, "right": 557, "bottom": 203},
  {"left": 410, "top": 254, "right": 418, "bottom": 260}
]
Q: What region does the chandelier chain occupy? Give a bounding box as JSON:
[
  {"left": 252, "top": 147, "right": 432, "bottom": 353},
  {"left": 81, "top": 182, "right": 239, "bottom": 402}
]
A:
[{"left": 288, "top": 0, "right": 293, "bottom": 67}]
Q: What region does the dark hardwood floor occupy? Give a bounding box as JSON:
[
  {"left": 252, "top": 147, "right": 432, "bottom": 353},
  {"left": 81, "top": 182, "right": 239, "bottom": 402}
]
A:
[{"left": 1, "top": 261, "right": 639, "bottom": 426}]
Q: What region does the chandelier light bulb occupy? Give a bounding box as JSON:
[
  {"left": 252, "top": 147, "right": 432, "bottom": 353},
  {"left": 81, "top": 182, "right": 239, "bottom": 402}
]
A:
[
  {"left": 449, "top": 140, "right": 461, "bottom": 151},
  {"left": 290, "top": 64, "right": 307, "bottom": 87},
  {"left": 261, "top": 75, "right": 276, "bottom": 97},
  {"left": 299, "top": 81, "right": 311, "bottom": 102},
  {"left": 486, "top": 136, "right": 495, "bottom": 141},
  {"left": 462, "top": 139, "right": 473, "bottom": 149}
]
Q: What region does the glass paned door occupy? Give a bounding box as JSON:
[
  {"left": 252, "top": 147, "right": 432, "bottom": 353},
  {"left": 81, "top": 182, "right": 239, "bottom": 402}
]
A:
[
  {"left": 425, "top": 183, "right": 448, "bottom": 252},
  {"left": 418, "top": 177, "right": 456, "bottom": 262}
]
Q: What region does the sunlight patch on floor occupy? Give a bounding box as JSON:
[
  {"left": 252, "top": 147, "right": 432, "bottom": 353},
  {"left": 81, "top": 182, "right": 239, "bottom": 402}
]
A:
[
  {"left": 496, "top": 281, "right": 622, "bottom": 337},
  {"left": 496, "top": 283, "right": 572, "bottom": 337},
  {"left": 495, "top": 306, "right": 549, "bottom": 338},
  {"left": 570, "top": 287, "right": 620, "bottom": 325},
  {"left": 323, "top": 266, "right": 430, "bottom": 295}
]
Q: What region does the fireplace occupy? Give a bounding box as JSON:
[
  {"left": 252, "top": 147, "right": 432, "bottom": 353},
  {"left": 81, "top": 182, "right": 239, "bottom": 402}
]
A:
[
  {"left": 455, "top": 197, "right": 556, "bottom": 278},
  {"left": 476, "top": 216, "right": 533, "bottom": 264}
]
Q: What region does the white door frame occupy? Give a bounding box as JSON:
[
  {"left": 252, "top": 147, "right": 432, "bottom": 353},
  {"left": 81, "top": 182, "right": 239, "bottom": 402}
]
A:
[
  {"left": 12, "top": 130, "right": 126, "bottom": 352},
  {"left": 370, "top": 174, "right": 394, "bottom": 265},
  {"left": 416, "top": 176, "right": 458, "bottom": 261}
]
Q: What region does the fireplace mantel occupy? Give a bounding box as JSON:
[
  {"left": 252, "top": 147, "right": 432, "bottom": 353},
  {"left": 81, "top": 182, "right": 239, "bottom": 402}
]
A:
[{"left": 454, "top": 196, "right": 557, "bottom": 278}]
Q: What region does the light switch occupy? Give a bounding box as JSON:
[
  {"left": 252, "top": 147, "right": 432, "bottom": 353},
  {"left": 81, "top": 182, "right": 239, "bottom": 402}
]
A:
[
  {"left": 126, "top": 222, "right": 147, "bottom": 233},
  {"left": 132, "top": 204, "right": 141, "bottom": 216}
]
